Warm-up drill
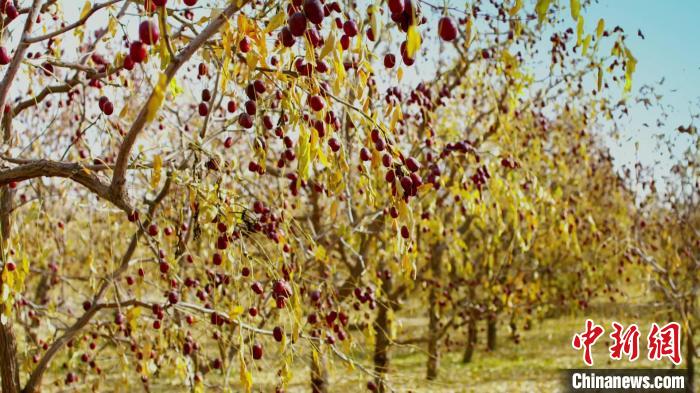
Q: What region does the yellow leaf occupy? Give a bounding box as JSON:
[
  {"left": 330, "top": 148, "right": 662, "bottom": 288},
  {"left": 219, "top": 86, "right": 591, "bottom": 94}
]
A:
[
  {"left": 582, "top": 34, "right": 591, "bottom": 55},
  {"left": 406, "top": 25, "right": 421, "bottom": 59},
  {"left": 319, "top": 31, "right": 336, "bottom": 60},
  {"left": 304, "top": 35, "right": 316, "bottom": 63},
  {"left": 570, "top": 0, "right": 580, "bottom": 21},
  {"left": 151, "top": 154, "right": 162, "bottom": 189},
  {"left": 79, "top": 0, "right": 91, "bottom": 20},
  {"left": 509, "top": 0, "right": 523, "bottom": 16},
  {"left": 108, "top": 16, "right": 118, "bottom": 37},
  {"left": 297, "top": 125, "right": 310, "bottom": 180},
  {"left": 596, "top": 18, "right": 605, "bottom": 38},
  {"left": 246, "top": 51, "right": 259, "bottom": 70},
  {"left": 535, "top": 0, "right": 551, "bottom": 23},
  {"left": 230, "top": 305, "right": 244, "bottom": 317},
  {"left": 145, "top": 73, "right": 168, "bottom": 123},
  {"left": 169, "top": 78, "right": 183, "bottom": 97},
  {"left": 369, "top": 5, "right": 382, "bottom": 40},
  {"left": 239, "top": 355, "right": 253, "bottom": 393},
  {"left": 624, "top": 48, "right": 636, "bottom": 93},
  {"left": 576, "top": 16, "right": 584, "bottom": 46},
  {"left": 315, "top": 245, "right": 327, "bottom": 261},
  {"left": 264, "top": 11, "right": 286, "bottom": 34}
]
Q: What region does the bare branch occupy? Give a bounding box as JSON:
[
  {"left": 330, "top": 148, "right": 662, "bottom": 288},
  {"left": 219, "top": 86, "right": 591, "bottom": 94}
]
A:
[
  {"left": 0, "top": 160, "right": 132, "bottom": 213},
  {"left": 0, "top": 0, "right": 42, "bottom": 130}
]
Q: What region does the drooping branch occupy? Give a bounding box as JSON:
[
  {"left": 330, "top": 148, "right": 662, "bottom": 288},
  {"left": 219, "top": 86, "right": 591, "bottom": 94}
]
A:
[{"left": 110, "top": 0, "right": 253, "bottom": 198}]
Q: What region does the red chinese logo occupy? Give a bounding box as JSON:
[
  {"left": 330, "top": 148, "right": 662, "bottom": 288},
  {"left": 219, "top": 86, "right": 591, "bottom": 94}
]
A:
[
  {"left": 572, "top": 319, "right": 605, "bottom": 366},
  {"left": 647, "top": 322, "right": 681, "bottom": 365},
  {"left": 609, "top": 322, "right": 640, "bottom": 361},
  {"left": 572, "top": 320, "right": 682, "bottom": 365}
]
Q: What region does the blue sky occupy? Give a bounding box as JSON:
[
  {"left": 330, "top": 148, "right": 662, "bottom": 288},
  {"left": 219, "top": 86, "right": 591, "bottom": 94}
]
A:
[
  {"left": 34, "top": 1, "right": 700, "bottom": 190},
  {"left": 583, "top": 0, "right": 700, "bottom": 185}
]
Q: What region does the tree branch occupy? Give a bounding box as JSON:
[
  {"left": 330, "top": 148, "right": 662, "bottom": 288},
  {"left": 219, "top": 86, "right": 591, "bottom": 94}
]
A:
[
  {"left": 23, "top": 0, "right": 124, "bottom": 44},
  {"left": 0, "top": 160, "right": 132, "bottom": 213},
  {"left": 110, "top": 0, "right": 252, "bottom": 198}
]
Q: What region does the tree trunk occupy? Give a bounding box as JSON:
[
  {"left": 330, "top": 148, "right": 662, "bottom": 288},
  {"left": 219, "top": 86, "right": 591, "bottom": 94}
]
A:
[
  {"left": 0, "top": 187, "right": 20, "bottom": 393},
  {"left": 486, "top": 315, "right": 497, "bottom": 351},
  {"left": 308, "top": 194, "right": 330, "bottom": 393},
  {"left": 373, "top": 302, "right": 391, "bottom": 393},
  {"left": 426, "top": 290, "right": 440, "bottom": 380},
  {"left": 462, "top": 313, "right": 477, "bottom": 363},
  {"left": 426, "top": 246, "right": 443, "bottom": 380},
  {"left": 373, "top": 272, "right": 393, "bottom": 393},
  {"left": 310, "top": 348, "right": 328, "bottom": 393},
  {"left": 687, "top": 329, "right": 695, "bottom": 393}
]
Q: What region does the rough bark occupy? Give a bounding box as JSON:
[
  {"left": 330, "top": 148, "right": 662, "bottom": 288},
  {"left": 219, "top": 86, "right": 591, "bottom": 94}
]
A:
[
  {"left": 373, "top": 273, "right": 393, "bottom": 393},
  {"left": 308, "top": 194, "right": 329, "bottom": 393},
  {"left": 462, "top": 313, "right": 478, "bottom": 364},
  {"left": 426, "top": 246, "right": 444, "bottom": 380},
  {"left": 0, "top": 2, "right": 43, "bottom": 390},
  {"left": 486, "top": 315, "right": 497, "bottom": 351},
  {"left": 687, "top": 329, "right": 695, "bottom": 393}
]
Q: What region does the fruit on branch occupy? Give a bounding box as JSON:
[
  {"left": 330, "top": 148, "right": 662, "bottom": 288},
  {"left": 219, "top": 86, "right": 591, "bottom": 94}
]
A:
[
  {"left": 139, "top": 20, "right": 159, "bottom": 45},
  {"left": 272, "top": 280, "right": 293, "bottom": 299},
  {"left": 198, "top": 62, "right": 207, "bottom": 76},
  {"left": 252, "top": 342, "right": 263, "bottom": 359},
  {"left": 388, "top": 0, "right": 405, "bottom": 14},
  {"left": 184, "top": 0, "right": 197, "bottom": 5},
  {"left": 98, "top": 96, "right": 114, "bottom": 115},
  {"left": 273, "top": 326, "right": 284, "bottom": 342},
  {"left": 328, "top": 138, "right": 341, "bottom": 152},
  {"left": 405, "top": 157, "right": 420, "bottom": 172},
  {"left": 288, "top": 12, "right": 307, "bottom": 37},
  {"left": 308, "top": 95, "right": 324, "bottom": 111},
  {"left": 438, "top": 16, "right": 457, "bottom": 41},
  {"left": 198, "top": 102, "right": 208, "bottom": 116},
  {"left": 340, "top": 34, "right": 350, "bottom": 50},
  {"left": 238, "top": 113, "right": 254, "bottom": 128},
  {"left": 343, "top": 20, "right": 358, "bottom": 37},
  {"left": 40, "top": 62, "right": 54, "bottom": 76},
  {"left": 280, "top": 27, "right": 295, "bottom": 47},
  {"left": 401, "top": 225, "right": 410, "bottom": 239},
  {"left": 224, "top": 137, "right": 234, "bottom": 148},
  {"left": 123, "top": 54, "right": 135, "bottom": 70},
  {"left": 360, "top": 147, "right": 371, "bottom": 161},
  {"left": 129, "top": 41, "right": 148, "bottom": 63},
  {"left": 168, "top": 291, "right": 179, "bottom": 304},
  {"left": 239, "top": 37, "right": 251, "bottom": 53},
  {"left": 251, "top": 281, "right": 264, "bottom": 295},
  {"left": 0, "top": 46, "right": 11, "bottom": 65},
  {"left": 384, "top": 53, "right": 396, "bottom": 68},
  {"left": 245, "top": 100, "right": 256, "bottom": 115},
  {"left": 304, "top": 0, "right": 324, "bottom": 24}
]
